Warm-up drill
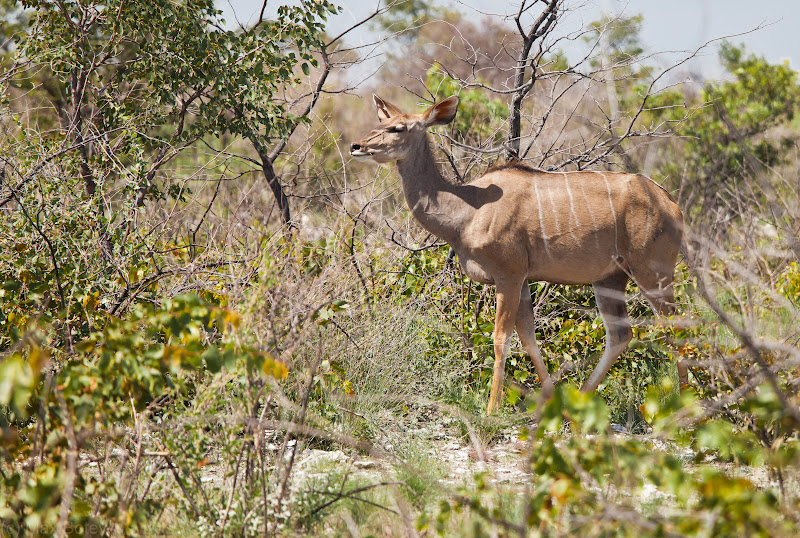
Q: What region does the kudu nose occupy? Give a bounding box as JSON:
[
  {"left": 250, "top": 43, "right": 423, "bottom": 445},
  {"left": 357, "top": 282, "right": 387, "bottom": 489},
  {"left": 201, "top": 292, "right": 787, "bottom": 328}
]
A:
[{"left": 350, "top": 142, "right": 361, "bottom": 153}]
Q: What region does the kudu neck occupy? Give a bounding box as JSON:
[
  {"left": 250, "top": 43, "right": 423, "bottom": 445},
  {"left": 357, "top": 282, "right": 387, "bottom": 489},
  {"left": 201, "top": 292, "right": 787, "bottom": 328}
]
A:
[{"left": 396, "top": 135, "right": 473, "bottom": 246}]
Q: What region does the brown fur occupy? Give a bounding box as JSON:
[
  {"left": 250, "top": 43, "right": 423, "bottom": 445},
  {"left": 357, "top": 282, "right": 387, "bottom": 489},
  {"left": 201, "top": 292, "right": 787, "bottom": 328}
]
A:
[{"left": 351, "top": 95, "right": 687, "bottom": 413}]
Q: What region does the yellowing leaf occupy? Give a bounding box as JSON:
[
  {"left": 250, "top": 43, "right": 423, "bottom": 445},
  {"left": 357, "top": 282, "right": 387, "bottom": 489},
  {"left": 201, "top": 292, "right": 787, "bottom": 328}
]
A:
[{"left": 262, "top": 355, "right": 288, "bottom": 380}]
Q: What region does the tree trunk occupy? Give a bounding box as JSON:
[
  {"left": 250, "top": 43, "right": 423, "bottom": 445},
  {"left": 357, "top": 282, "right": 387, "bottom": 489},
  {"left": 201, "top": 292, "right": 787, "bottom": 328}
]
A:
[
  {"left": 70, "top": 68, "right": 96, "bottom": 197},
  {"left": 506, "top": 0, "right": 560, "bottom": 161},
  {"left": 253, "top": 141, "right": 291, "bottom": 227}
]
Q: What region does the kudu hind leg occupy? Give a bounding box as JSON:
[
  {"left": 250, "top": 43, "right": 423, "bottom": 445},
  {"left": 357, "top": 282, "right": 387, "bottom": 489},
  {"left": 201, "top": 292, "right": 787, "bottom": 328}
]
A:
[
  {"left": 487, "top": 283, "right": 522, "bottom": 414},
  {"left": 581, "top": 273, "right": 632, "bottom": 393},
  {"left": 516, "top": 282, "right": 554, "bottom": 398},
  {"left": 633, "top": 269, "right": 689, "bottom": 387}
]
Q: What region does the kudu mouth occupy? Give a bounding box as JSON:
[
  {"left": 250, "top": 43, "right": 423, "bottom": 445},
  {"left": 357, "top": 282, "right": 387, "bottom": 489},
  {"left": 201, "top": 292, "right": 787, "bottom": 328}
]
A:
[{"left": 349, "top": 142, "right": 373, "bottom": 158}]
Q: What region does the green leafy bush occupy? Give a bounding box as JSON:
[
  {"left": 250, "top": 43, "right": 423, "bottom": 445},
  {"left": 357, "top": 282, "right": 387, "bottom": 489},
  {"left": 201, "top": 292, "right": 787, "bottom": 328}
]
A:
[
  {"left": 422, "top": 385, "right": 800, "bottom": 537},
  {"left": 0, "top": 293, "right": 284, "bottom": 535}
]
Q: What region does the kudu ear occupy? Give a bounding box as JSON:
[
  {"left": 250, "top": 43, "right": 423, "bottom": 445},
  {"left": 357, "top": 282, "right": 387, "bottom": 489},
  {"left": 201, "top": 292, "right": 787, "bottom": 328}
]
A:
[
  {"left": 421, "top": 96, "right": 459, "bottom": 127},
  {"left": 373, "top": 94, "right": 403, "bottom": 121}
]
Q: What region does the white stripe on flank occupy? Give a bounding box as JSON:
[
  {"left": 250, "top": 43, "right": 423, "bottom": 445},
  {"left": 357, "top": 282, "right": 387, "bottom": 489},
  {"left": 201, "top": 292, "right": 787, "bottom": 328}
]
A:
[
  {"left": 639, "top": 178, "right": 655, "bottom": 249},
  {"left": 533, "top": 181, "right": 551, "bottom": 258},
  {"left": 600, "top": 172, "right": 620, "bottom": 255},
  {"left": 627, "top": 180, "right": 635, "bottom": 208},
  {"left": 563, "top": 173, "right": 580, "bottom": 242},
  {"left": 547, "top": 188, "right": 561, "bottom": 234},
  {"left": 626, "top": 181, "right": 636, "bottom": 247},
  {"left": 579, "top": 176, "right": 601, "bottom": 250},
  {"left": 625, "top": 180, "right": 643, "bottom": 249}
]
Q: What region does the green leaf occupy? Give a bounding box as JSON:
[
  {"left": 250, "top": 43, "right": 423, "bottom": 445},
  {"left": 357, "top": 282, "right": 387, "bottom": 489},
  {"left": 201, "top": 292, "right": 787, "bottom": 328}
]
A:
[
  {"left": 202, "top": 346, "right": 222, "bottom": 373},
  {"left": 0, "top": 355, "right": 36, "bottom": 417}
]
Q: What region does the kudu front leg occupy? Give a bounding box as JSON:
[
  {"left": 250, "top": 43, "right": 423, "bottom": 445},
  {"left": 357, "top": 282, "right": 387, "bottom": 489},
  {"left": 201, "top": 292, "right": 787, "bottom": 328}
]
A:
[{"left": 487, "top": 284, "right": 522, "bottom": 414}]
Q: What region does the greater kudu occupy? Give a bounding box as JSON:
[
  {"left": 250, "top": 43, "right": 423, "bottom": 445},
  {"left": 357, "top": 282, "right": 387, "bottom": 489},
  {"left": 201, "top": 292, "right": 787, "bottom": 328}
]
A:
[{"left": 350, "top": 95, "right": 686, "bottom": 413}]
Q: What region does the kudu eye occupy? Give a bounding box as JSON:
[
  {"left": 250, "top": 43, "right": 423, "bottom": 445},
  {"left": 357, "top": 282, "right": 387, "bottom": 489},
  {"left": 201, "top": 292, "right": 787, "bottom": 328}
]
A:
[{"left": 387, "top": 124, "right": 405, "bottom": 133}]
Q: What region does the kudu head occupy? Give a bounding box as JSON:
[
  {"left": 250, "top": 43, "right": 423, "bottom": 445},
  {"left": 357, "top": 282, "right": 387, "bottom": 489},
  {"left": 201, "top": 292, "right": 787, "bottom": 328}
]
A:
[{"left": 349, "top": 95, "right": 459, "bottom": 163}]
